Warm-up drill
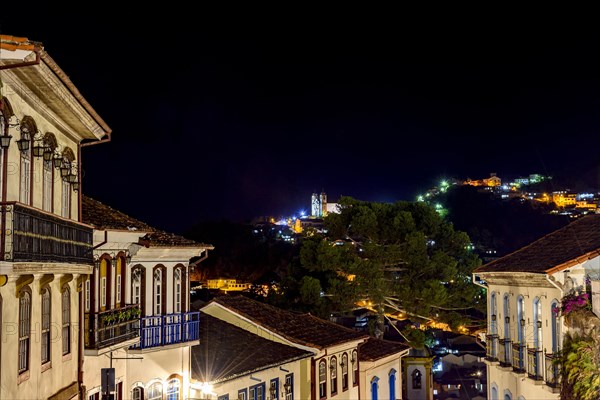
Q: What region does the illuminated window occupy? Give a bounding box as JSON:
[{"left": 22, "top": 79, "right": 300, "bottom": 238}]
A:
[
  {"left": 166, "top": 378, "right": 180, "bottom": 400},
  {"left": 330, "top": 356, "right": 338, "bottom": 396},
  {"left": 174, "top": 268, "right": 182, "bottom": 313},
  {"left": 154, "top": 268, "right": 162, "bottom": 315},
  {"left": 85, "top": 279, "right": 90, "bottom": 311},
  {"left": 319, "top": 359, "right": 327, "bottom": 399},
  {"left": 147, "top": 382, "right": 163, "bottom": 400},
  {"left": 341, "top": 353, "right": 348, "bottom": 391},
  {"left": 352, "top": 350, "right": 358, "bottom": 386}
]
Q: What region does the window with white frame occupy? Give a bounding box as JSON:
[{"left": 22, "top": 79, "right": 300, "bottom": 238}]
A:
[
  {"left": 132, "top": 387, "right": 143, "bottom": 400},
  {"left": 116, "top": 274, "right": 121, "bottom": 307},
  {"left": 147, "top": 382, "right": 163, "bottom": 400},
  {"left": 101, "top": 277, "right": 107, "bottom": 307},
  {"left": 61, "top": 180, "right": 70, "bottom": 218},
  {"left": 62, "top": 287, "right": 71, "bottom": 355},
  {"left": 18, "top": 289, "right": 31, "bottom": 373},
  {"left": 341, "top": 353, "right": 348, "bottom": 390},
  {"left": 43, "top": 160, "right": 53, "bottom": 211},
  {"left": 132, "top": 268, "right": 142, "bottom": 305},
  {"left": 20, "top": 149, "right": 31, "bottom": 204},
  {"left": 319, "top": 359, "right": 327, "bottom": 399},
  {"left": 154, "top": 268, "right": 162, "bottom": 315},
  {"left": 174, "top": 268, "right": 182, "bottom": 313},
  {"left": 330, "top": 356, "right": 338, "bottom": 395},
  {"left": 41, "top": 287, "right": 51, "bottom": 364},
  {"left": 85, "top": 279, "right": 91, "bottom": 311},
  {"left": 352, "top": 350, "right": 358, "bottom": 386}
]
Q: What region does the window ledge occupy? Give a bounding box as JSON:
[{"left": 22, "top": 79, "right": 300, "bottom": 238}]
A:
[
  {"left": 17, "top": 370, "right": 30, "bottom": 384},
  {"left": 41, "top": 361, "right": 52, "bottom": 372}
]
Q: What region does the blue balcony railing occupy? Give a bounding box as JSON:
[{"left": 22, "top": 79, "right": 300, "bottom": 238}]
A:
[{"left": 133, "top": 311, "right": 200, "bottom": 349}]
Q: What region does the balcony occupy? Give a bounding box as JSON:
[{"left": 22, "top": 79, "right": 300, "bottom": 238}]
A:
[
  {"left": 485, "top": 334, "right": 499, "bottom": 362},
  {"left": 0, "top": 202, "right": 93, "bottom": 264},
  {"left": 498, "top": 339, "right": 512, "bottom": 367},
  {"left": 133, "top": 311, "right": 200, "bottom": 350},
  {"left": 544, "top": 352, "right": 561, "bottom": 389},
  {"left": 527, "top": 348, "right": 543, "bottom": 380},
  {"left": 512, "top": 343, "right": 526, "bottom": 373},
  {"left": 85, "top": 304, "right": 141, "bottom": 350}
]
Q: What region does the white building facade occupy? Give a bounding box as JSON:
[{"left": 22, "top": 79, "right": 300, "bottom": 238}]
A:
[
  {"left": 0, "top": 34, "right": 111, "bottom": 400},
  {"left": 473, "top": 214, "right": 600, "bottom": 400}
]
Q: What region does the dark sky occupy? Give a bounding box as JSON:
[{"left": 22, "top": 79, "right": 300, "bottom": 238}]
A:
[{"left": 2, "top": 11, "right": 600, "bottom": 233}]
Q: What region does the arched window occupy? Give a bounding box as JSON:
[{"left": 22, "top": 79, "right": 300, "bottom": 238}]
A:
[
  {"left": 490, "top": 384, "right": 498, "bottom": 400},
  {"left": 42, "top": 132, "right": 57, "bottom": 212},
  {"left": 131, "top": 385, "right": 144, "bottom": 400},
  {"left": 341, "top": 352, "right": 349, "bottom": 391},
  {"left": 154, "top": 267, "right": 163, "bottom": 315},
  {"left": 330, "top": 356, "right": 338, "bottom": 396},
  {"left": 490, "top": 291, "right": 498, "bottom": 335},
  {"left": 147, "top": 382, "right": 163, "bottom": 400},
  {"left": 517, "top": 295, "right": 525, "bottom": 343},
  {"left": 174, "top": 267, "right": 182, "bottom": 313},
  {"left": 166, "top": 378, "right": 181, "bottom": 400},
  {"left": 388, "top": 369, "right": 396, "bottom": 400},
  {"left": 551, "top": 299, "right": 560, "bottom": 353},
  {"left": 62, "top": 286, "right": 71, "bottom": 355},
  {"left": 352, "top": 350, "right": 358, "bottom": 386},
  {"left": 131, "top": 266, "right": 145, "bottom": 315},
  {"left": 503, "top": 293, "right": 510, "bottom": 339},
  {"left": 115, "top": 255, "right": 124, "bottom": 308},
  {"left": 60, "top": 147, "right": 75, "bottom": 218},
  {"left": 99, "top": 257, "right": 110, "bottom": 311},
  {"left": 504, "top": 388, "right": 513, "bottom": 400},
  {"left": 18, "top": 287, "right": 32, "bottom": 373},
  {"left": 533, "top": 297, "right": 542, "bottom": 349},
  {"left": 41, "top": 286, "right": 51, "bottom": 364},
  {"left": 19, "top": 116, "right": 35, "bottom": 205},
  {"left": 319, "top": 359, "right": 327, "bottom": 399},
  {"left": 43, "top": 159, "right": 53, "bottom": 211},
  {"left": 412, "top": 369, "right": 422, "bottom": 389},
  {"left": 370, "top": 376, "right": 379, "bottom": 400}
]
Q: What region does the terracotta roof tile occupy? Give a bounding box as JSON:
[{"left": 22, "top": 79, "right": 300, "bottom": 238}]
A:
[
  {"left": 0, "top": 35, "right": 39, "bottom": 52},
  {"left": 192, "top": 313, "right": 312, "bottom": 384},
  {"left": 211, "top": 295, "right": 369, "bottom": 349},
  {"left": 358, "top": 337, "right": 410, "bottom": 362},
  {"left": 82, "top": 195, "right": 212, "bottom": 248},
  {"left": 475, "top": 214, "right": 600, "bottom": 274}
]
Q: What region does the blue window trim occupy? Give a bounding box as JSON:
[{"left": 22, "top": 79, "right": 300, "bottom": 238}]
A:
[
  {"left": 249, "top": 382, "right": 266, "bottom": 400},
  {"left": 285, "top": 373, "right": 294, "bottom": 400},
  {"left": 238, "top": 388, "right": 248, "bottom": 400},
  {"left": 270, "top": 378, "right": 279, "bottom": 400}
]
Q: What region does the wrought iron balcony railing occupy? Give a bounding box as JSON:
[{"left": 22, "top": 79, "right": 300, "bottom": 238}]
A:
[
  {"left": 527, "top": 348, "right": 543, "bottom": 380},
  {"left": 133, "top": 311, "right": 200, "bottom": 350},
  {"left": 512, "top": 343, "right": 526, "bottom": 373},
  {"left": 544, "top": 352, "right": 561, "bottom": 388},
  {"left": 1, "top": 202, "right": 93, "bottom": 264},
  {"left": 498, "top": 338, "right": 512, "bottom": 367},
  {"left": 485, "top": 334, "right": 499, "bottom": 362},
  {"left": 85, "top": 304, "right": 141, "bottom": 349}
]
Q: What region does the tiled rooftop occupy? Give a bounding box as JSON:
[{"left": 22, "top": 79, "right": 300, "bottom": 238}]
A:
[
  {"left": 0, "top": 34, "right": 39, "bottom": 52},
  {"left": 475, "top": 214, "right": 600, "bottom": 274},
  {"left": 192, "top": 313, "right": 312, "bottom": 384},
  {"left": 211, "top": 295, "right": 369, "bottom": 349},
  {"left": 358, "top": 337, "right": 410, "bottom": 362},
  {"left": 82, "top": 195, "right": 211, "bottom": 248}
]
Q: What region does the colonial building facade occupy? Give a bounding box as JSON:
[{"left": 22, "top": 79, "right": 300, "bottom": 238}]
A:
[
  {"left": 0, "top": 34, "right": 111, "bottom": 399},
  {"left": 81, "top": 196, "right": 213, "bottom": 399},
  {"left": 473, "top": 214, "right": 600, "bottom": 400},
  {"left": 197, "top": 295, "right": 410, "bottom": 400}
]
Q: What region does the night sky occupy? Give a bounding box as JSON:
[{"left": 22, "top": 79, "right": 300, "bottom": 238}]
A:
[{"left": 2, "top": 11, "right": 599, "bottom": 233}]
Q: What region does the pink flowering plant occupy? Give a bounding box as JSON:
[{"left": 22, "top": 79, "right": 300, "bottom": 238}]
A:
[{"left": 555, "top": 292, "right": 592, "bottom": 316}]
